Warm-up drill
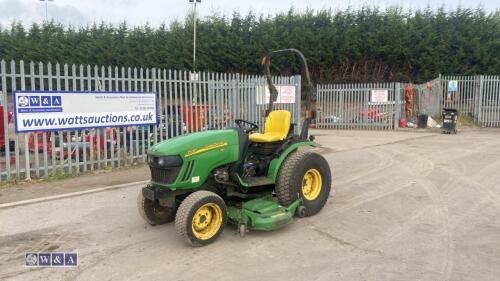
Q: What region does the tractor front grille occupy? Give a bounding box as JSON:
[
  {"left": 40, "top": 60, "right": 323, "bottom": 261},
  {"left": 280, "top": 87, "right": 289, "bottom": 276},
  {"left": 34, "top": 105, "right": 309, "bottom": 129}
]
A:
[{"left": 149, "top": 166, "right": 180, "bottom": 185}]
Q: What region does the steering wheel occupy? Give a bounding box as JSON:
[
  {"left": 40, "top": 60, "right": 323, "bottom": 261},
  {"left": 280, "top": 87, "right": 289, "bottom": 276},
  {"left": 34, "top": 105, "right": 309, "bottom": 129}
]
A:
[{"left": 234, "top": 119, "right": 259, "bottom": 134}]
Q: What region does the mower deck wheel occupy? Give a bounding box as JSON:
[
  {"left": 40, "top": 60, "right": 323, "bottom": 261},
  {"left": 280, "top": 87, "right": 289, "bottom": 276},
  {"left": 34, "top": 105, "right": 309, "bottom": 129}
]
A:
[
  {"left": 175, "top": 191, "right": 227, "bottom": 246},
  {"left": 239, "top": 224, "right": 247, "bottom": 238},
  {"left": 296, "top": 205, "right": 307, "bottom": 218},
  {"left": 137, "top": 189, "right": 176, "bottom": 225}
]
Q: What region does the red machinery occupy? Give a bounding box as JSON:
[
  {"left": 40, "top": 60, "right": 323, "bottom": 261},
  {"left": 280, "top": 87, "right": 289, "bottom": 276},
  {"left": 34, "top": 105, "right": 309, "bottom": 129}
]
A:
[
  {"left": 28, "top": 128, "right": 117, "bottom": 160},
  {"left": 0, "top": 108, "right": 13, "bottom": 151},
  {"left": 0, "top": 108, "right": 15, "bottom": 169},
  {"left": 181, "top": 104, "right": 207, "bottom": 132},
  {"left": 28, "top": 132, "right": 51, "bottom": 153},
  {"left": 358, "top": 108, "right": 382, "bottom": 122}
]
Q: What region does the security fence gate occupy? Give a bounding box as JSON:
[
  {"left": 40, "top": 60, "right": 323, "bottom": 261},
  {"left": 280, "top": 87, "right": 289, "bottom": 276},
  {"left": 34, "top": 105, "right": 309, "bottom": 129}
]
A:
[
  {"left": 0, "top": 59, "right": 300, "bottom": 181},
  {"left": 439, "top": 75, "right": 500, "bottom": 127},
  {"left": 317, "top": 75, "right": 500, "bottom": 130},
  {"left": 316, "top": 83, "right": 400, "bottom": 130},
  {"left": 478, "top": 76, "right": 500, "bottom": 127}
]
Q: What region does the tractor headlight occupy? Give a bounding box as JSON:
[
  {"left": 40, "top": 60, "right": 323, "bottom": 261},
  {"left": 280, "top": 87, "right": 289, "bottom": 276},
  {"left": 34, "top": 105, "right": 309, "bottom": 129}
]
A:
[{"left": 148, "top": 155, "right": 183, "bottom": 168}]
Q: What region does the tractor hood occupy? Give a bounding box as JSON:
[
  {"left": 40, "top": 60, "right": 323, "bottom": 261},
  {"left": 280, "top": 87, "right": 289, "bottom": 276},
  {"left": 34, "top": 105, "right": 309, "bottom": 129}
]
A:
[
  {"left": 148, "top": 129, "right": 241, "bottom": 189},
  {"left": 148, "top": 129, "right": 239, "bottom": 159}
]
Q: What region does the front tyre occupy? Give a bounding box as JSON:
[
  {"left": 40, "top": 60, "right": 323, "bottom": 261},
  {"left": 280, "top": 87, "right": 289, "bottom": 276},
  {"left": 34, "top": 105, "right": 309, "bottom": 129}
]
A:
[
  {"left": 137, "top": 189, "right": 176, "bottom": 225},
  {"left": 175, "top": 191, "right": 227, "bottom": 246},
  {"left": 276, "top": 149, "right": 332, "bottom": 216}
]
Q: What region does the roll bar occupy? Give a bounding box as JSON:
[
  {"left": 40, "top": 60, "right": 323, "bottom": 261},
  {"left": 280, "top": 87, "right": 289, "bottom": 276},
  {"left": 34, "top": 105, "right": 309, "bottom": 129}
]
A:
[{"left": 260, "top": 48, "right": 315, "bottom": 139}]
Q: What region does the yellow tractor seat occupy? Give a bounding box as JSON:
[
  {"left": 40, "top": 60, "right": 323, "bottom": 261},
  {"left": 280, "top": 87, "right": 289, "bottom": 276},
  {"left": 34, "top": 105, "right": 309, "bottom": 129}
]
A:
[{"left": 249, "top": 110, "right": 291, "bottom": 143}]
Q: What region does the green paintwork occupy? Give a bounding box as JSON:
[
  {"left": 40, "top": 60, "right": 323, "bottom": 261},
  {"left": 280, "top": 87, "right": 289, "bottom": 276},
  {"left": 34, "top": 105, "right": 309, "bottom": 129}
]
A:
[
  {"left": 148, "top": 129, "right": 239, "bottom": 190},
  {"left": 227, "top": 196, "right": 302, "bottom": 231},
  {"left": 266, "top": 141, "right": 319, "bottom": 181},
  {"left": 148, "top": 126, "right": 318, "bottom": 191}
]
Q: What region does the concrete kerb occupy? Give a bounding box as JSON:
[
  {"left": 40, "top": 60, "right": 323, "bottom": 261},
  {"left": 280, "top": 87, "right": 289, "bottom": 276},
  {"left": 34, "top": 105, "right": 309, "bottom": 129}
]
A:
[{"left": 0, "top": 180, "right": 148, "bottom": 210}]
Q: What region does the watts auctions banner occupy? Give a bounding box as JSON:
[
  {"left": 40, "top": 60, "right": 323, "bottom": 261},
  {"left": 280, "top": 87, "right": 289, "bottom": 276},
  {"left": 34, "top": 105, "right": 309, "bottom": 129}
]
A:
[{"left": 13, "top": 91, "right": 157, "bottom": 133}]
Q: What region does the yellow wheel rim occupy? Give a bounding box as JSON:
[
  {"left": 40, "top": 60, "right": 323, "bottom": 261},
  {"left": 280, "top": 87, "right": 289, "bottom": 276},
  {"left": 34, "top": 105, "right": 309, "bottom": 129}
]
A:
[
  {"left": 302, "top": 168, "right": 322, "bottom": 201},
  {"left": 191, "top": 203, "right": 223, "bottom": 240}
]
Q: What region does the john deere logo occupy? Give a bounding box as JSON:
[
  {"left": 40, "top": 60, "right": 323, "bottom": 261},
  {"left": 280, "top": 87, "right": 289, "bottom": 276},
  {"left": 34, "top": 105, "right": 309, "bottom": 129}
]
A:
[{"left": 185, "top": 142, "right": 228, "bottom": 157}]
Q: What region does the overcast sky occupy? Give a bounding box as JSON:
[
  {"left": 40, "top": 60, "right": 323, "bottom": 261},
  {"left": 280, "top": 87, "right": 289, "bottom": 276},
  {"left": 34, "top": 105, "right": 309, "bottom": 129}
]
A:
[{"left": 0, "top": 0, "right": 497, "bottom": 28}]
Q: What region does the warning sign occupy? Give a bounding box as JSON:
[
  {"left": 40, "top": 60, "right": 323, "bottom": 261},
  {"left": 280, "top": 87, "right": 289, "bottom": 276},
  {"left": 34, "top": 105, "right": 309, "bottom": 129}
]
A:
[
  {"left": 257, "top": 85, "right": 296, "bottom": 104},
  {"left": 371, "top": 89, "right": 389, "bottom": 103}
]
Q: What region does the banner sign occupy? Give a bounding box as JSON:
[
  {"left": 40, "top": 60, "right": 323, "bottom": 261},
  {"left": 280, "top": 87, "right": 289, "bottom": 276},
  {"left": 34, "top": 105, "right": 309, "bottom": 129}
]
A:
[
  {"left": 13, "top": 91, "right": 157, "bottom": 133},
  {"left": 371, "top": 89, "right": 389, "bottom": 103},
  {"left": 257, "top": 85, "right": 296, "bottom": 105}
]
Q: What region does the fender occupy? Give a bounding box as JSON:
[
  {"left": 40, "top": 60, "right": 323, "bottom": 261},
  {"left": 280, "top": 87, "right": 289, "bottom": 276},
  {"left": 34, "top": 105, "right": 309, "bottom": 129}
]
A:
[{"left": 266, "top": 141, "right": 319, "bottom": 182}]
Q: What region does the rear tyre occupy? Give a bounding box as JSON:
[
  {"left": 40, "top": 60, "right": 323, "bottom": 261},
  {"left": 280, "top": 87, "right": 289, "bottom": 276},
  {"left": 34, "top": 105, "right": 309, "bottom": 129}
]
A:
[
  {"left": 137, "top": 189, "right": 176, "bottom": 225},
  {"left": 276, "top": 149, "right": 332, "bottom": 216},
  {"left": 175, "top": 191, "right": 227, "bottom": 246}
]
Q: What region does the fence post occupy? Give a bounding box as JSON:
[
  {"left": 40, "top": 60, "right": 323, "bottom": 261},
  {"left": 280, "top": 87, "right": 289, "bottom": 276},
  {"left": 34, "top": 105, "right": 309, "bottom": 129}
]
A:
[
  {"left": 438, "top": 74, "right": 443, "bottom": 113},
  {"left": 296, "top": 75, "right": 301, "bottom": 134},
  {"left": 477, "top": 75, "right": 484, "bottom": 125},
  {"left": 234, "top": 73, "right": 240, "bottom": 120},
  {"left": 152, "top": 67, "right": 158, "bottom": 145},
  {"left": 20, "top": 61, "right": 32, "bottom": 181},
  {"left": 394, "top": 82, "right": 401, "bottom": 130},
  {"left": 1, "top": 60, "right": 11, "bottom": 180},
  {"left": 316, "top": 84, "right": 321, "bottom": 129}
]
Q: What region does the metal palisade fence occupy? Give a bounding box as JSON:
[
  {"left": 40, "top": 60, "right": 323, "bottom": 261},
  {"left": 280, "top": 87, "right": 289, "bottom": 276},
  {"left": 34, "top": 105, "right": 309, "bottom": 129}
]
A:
[
  {"left": 316, "top": 82, "right": 401, "bottom": 130},
  {"left": 439, "top": 75, "right": 500, "bottom": 127},
  {"left": 317, "top": 75, "right": 500, "bottom": 130},
  {"left": 0, "top": 59, "right": 301, "bottom": 181}
]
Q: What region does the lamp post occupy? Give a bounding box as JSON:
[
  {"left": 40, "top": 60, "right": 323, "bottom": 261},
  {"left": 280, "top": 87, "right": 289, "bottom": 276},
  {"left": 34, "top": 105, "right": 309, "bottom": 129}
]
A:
[
  {"left": 189, "top": 0, "right": 201, "bottom": 71},
  {"left": 39, "top": 0, "right": 54, "bottom": 23}
]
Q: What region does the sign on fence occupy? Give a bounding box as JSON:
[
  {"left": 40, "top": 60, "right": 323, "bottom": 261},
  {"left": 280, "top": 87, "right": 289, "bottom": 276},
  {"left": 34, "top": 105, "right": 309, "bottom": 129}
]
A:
[
  {"left": 13, "top": 91, "right": 157, "bottom": 133},
  {"left": 371, "top": 89, "right": 389, "bottom": 103},
  {"left": 189, "top": 72, "right": 200, "bottom": 81},
  {"left": 448, "top": 80, "right": 458, "bottom": 92},
  {"left": 257, "top": 85, "right": 296, "bottom": 104}
]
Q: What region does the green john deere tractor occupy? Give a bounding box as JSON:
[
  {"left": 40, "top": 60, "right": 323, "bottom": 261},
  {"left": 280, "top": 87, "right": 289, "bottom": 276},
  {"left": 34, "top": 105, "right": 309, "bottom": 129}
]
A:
[{"left": 138, "top": 49, "right": 332, "bottom": 246}]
